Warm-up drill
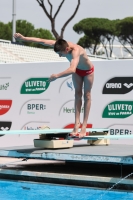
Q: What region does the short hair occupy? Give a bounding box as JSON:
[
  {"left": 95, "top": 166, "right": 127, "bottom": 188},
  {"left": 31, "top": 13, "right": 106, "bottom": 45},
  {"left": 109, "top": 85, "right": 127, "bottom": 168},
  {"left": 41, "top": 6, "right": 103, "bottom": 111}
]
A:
[{"left": 54, "top": 38, "right": 68, "bottom": 52}]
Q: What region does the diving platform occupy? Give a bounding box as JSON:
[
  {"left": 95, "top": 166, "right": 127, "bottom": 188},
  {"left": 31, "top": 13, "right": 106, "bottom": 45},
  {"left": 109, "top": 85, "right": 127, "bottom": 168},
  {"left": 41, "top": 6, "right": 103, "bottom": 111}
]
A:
[{"left": 0, "top": 143, "right": 133, "bottom": 165}]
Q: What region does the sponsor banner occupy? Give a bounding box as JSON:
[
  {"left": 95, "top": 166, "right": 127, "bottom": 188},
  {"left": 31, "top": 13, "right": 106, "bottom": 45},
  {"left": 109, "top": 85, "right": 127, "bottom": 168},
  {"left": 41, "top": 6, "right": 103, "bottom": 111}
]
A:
[
  {"left": 0, "top": 121, "right": 12, "bottom": 131},
  {"left": 0, "top": 121, "right": 12, "bottom": 136},
  {"left": 59, "top": 77, "right": 74, "bottom": 94},
  {"left": 0, "top": 100, "right": 12, "bottom": 115},
  {"left": 20, "top": 78, "right": 50, "bottom": 94},
  {"left": 108, "top": 124, "right": 133, "bottom": 135},
  {"left": 102, "top": 101, "right": 133, "bottom": 118},
  {"left": 19, "top": 99, "right": 50, "bottom": 115},
  {"left": 0, "top": 61, "right": 133, "bottom": 146},
  {"left": 59, "top": 77, "right": 84, "bottom": 94},
  {"left": 21, "top": 121, "right": 50, "bottom": 130},
  {"left": 0, "top": 82, "right": 9, "bottom": 90},
  {"left": 108, "top": 124, "right": 133, "bottom": 144},
  {"left": 59, "top": 100, "right": 84, "bottom": 116},
  {"left": 102, "top": 77, "right": 133, "bottom": 94}
]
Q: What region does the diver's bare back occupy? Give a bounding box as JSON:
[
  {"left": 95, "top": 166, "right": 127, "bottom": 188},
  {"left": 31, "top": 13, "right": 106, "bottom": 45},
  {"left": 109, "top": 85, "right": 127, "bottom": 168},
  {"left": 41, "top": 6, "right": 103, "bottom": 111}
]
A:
[{"left": 67, "top": 42, "right": 93, "bottom": 70}]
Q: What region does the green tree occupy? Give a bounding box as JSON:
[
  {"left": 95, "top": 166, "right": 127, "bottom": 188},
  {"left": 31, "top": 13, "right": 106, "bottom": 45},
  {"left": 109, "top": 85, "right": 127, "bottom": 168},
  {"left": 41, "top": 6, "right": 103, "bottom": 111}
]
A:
[
  {"left": 10, "top": 20, "right": 35, "bottom": 36},
  {"left": 8, "top": 20, "right": 54, "bottom": 48},
  {"left": 77, "top": 35, "right": 96, "bottom": 54},
  {"left": 0, "top": 22, "right": 12, "bottom": 41},
  {"left": 115, "top": 17, "right": 133, "bottom": 56},
  {"left": 73, "top": 18, "right": 116, "bottom": 57},
  {"left": 8, "top": 20, "right": 35, "bottom": 46},
  {"left": 32, "top": 28, "right": 55, "bottom": 48}
]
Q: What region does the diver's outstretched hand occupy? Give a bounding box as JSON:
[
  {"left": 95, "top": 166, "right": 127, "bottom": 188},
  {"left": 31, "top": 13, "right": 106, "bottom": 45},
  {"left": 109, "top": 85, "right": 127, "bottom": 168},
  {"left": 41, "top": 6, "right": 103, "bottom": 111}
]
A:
[
  {"left": 14, "top": 33, "right": 25, "bottom": 41},
  {"left": 48, "top": 74, "right": 58, "bottom": 82}
]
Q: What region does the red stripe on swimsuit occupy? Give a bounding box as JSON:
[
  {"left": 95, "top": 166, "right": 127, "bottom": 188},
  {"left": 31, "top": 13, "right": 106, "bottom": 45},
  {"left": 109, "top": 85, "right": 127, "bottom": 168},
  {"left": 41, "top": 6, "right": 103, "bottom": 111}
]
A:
[{"left": 76, "top": 66, "right": 94, "bottom": 77}]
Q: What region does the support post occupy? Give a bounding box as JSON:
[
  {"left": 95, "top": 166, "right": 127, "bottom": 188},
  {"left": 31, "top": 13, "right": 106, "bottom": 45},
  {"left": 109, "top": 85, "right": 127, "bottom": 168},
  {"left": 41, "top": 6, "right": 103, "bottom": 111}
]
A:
[{"left": 12, "top": 0, "right": 16, "bottom": 42}]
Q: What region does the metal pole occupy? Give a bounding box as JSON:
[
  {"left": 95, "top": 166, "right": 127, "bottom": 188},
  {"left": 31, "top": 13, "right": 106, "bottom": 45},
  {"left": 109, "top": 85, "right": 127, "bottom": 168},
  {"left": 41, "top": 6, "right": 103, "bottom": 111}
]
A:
[{"left": 12, "top": 0, "right": 16, "bottom": 42}]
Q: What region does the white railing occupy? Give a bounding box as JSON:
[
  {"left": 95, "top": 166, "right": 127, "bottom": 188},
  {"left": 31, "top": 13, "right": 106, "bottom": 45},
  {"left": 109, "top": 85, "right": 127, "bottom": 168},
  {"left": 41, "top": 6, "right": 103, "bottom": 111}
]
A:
[
  {"left": 85, "top": 44, "right": 133, "bottom": 59},
  {"left": 0, "top": 39, "right": 11, "bottom": 44}
]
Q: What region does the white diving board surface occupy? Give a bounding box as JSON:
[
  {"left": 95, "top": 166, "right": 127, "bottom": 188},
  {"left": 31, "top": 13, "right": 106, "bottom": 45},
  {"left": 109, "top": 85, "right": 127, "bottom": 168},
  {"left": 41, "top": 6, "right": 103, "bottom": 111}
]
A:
[
  {"left": 82, "top": 135, "right": 133, "bottom": 140},
  {"left": 0, "top": 129, "right": 132, "bottom": 139},
  {"left": 0, "top": 128, "right": 109, "bottom": 135}
]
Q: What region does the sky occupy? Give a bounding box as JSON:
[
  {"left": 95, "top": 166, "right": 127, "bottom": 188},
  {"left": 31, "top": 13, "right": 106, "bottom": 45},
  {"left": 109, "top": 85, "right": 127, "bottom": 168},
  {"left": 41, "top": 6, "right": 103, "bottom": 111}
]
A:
[{"left": 0, "top": 0, "right": 133, "bottom": 43}]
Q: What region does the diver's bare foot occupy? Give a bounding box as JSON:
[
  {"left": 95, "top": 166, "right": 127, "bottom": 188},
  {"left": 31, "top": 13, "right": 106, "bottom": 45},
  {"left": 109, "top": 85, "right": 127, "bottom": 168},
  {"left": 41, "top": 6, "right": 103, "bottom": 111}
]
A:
[
  {"left": 70, "top": 122, "right": 81, "bottom": 136},
  {"left": 78, "top": 127, "right": 86, "bottom": 138}
]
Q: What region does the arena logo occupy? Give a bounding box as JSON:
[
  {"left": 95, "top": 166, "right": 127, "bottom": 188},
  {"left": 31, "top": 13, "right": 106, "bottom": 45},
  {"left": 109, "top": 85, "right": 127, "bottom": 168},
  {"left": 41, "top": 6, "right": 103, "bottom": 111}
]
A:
[
  {"left": 123, "top": 83, "right": 133, "bottom": 88},
  {"left": 0, "top": 82, "right": 9, "bottom": 90},
  {"left": 102, "top": 101, "right": 133, "bottom": 118},
  {"left": 0, "top": 100, "right": 12, "bottom": 115},
  {"left": 106, "top": 83, "right": 122, "bottom": 88},
  {"left": 0, "top": 121, "right": 12, "bottom": 137},
  {"left": 20, "top": 78, "right": 50, "bottom": 94},
  {"left": 102, "top": 77, "right": 133, "bottom": 94}
]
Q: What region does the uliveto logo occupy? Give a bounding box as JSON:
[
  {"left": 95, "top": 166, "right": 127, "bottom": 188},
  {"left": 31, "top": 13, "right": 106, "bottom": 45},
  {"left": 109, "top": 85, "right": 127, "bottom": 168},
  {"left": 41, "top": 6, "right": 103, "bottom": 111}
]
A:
[
  {"left": 102, "top": 77, "right": 133, "bottom": 94},
  {"left": 20, "top": 78, "right": 50, "bottom": 94},
  {"left": 0, "top": 100, "right": 12, "bottom": 115},
  {"left": 102, "top": 101, "right": 133, "bottom": 118}
]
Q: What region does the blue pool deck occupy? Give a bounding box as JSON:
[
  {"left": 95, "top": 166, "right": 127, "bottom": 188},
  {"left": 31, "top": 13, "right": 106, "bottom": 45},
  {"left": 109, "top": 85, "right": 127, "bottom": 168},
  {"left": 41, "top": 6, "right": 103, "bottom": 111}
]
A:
[{"left": 0, "top": 143, "right": 133, "bottom": 165}]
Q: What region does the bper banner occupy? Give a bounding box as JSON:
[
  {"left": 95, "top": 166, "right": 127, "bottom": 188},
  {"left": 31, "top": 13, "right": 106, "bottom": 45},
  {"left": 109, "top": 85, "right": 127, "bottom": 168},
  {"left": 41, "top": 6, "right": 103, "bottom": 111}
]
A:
[{"left": 0, "top": 60, "right": 133, "bottom": 147}]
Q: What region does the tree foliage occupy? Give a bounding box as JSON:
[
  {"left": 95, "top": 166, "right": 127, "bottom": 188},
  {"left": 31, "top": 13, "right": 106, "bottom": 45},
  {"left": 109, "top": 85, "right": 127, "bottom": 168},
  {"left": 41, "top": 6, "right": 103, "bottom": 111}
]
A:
[
  {"left": 115, "top": 17, "right": 133, "bottom": 56},
  {"left": 32, "top": 28, "right": 55, "bottom": 48},
  {"left": 73, "top": 18, "right": 117, "bottom": 57},
  {"left": 8, "top": 20, "right": 35, "bottom": 37},
  {"left": 77, "top": 35, "right": 96, "bottom": 54},
  {"left": 0, "top": 22, "right": 12, "bottom": 41},
  {"left": 74, "top": 17, "right": 133, "bottom": 57},
  {"left": 0, "top": 20, "right": 54, "bottom": 48}
]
